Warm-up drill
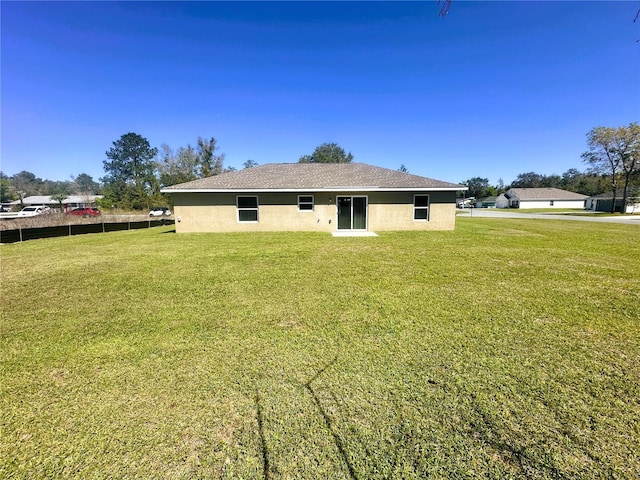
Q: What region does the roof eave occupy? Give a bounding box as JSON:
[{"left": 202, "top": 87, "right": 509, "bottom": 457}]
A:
[{"left": 162, "top": 186, "right": 467, "bottom": 194}]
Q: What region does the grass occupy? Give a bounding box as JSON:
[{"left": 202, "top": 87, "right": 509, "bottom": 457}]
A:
[
  {"left": 1, "top": 218, "right": 639, "bottom": 479},
  {"left": 490, "top": 208, "right": 639, "bottom": 216},
  {"left": 510, "top": 208, "right": 626, "bottom": 216}
]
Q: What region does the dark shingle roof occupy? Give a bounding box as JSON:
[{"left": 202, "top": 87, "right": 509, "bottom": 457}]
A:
[
  {"left": 162, "top": 163, "right": 464, "bottom": 192},
  {"left": 590, "top": 190, "right": 639, "bottom": 199},
  {"left": 507, "top": 188, "right": 588, "bottom": 201}
]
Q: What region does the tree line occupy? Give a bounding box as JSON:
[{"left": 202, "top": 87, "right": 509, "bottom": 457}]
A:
[
  {"left": 2, "top": 124, "right": 637, "bottom": 212},
  {"left": 0, "top": 137, "right": 355, "bottom": 211},
  {"left": 459, "top": 169, "right": 614, "bottom": 200}
]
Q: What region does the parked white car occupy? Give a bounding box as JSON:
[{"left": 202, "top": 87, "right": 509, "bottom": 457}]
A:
[
  {"left": 19, "top": 206, "right": 50, "bottom": 217},
  {"left": 149, "top": 207, "right": 172, "bottom": 216},
  {"left": 0, "top": 206, "right": 50, "bottom": 219}
]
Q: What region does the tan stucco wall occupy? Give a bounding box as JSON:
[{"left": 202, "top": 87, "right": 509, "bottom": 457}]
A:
[
  {"left": 367, "top": 191, "right": 456, "bottom": 231},
  {"left": 171, "top": 191, "right": 457, "bottom": 233}
]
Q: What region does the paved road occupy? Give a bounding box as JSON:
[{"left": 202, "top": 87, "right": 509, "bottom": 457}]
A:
[{"left": 457, "top": 209, "right": 640, "bottom": 225}]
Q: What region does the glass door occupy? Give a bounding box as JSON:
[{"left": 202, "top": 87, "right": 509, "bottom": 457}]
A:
[
  {"left": 337, "top": 196, "right": 367, "bottom": 230},
  {"left": 352, "top": 197, "right": 367, "bottom": 229},
  {"left": 337, "top": 197, "right": 352, "bottom": 230}
]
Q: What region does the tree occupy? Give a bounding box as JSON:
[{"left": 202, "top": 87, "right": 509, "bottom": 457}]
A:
[
  {"left": 157, "top": 137, "right": 226, "bottom": 187},
  {"left": 620, "top": 123, "right": 640, "bottom": 207},
  {"left": 157, "top": 144, "right": 199, "bottom": 187},
  {"left": 559, "top": 168, "right": 610, "bottom": 196},
  {"left": 398, "top": 164, "right": 409, "bottom": 173},
  {"left": 11, "top": 171, "right": 42, "bottom": 198},
  {"left": 460, "top": 177, "right": 493, "bottom": 199},
  {"left": 561, "top": 168, "right": 582, "bottom": 190},
  {"left": 72, "top": 173, "right": 100, "bottom": 194},
  {"left": 0, "top": 172, "right": 14, "bottom": 203},
  {"left": 243, "top": 160, "right": 258, "bottom": 169},
  {"left": 299, "top": 143, "right": 354, "bottom": 163},
  {"left": 40, "top": 179, "right": 74, "bottom": 196},
  {"left": 582, "top": 123, "right": 640, "bottom": 213},
  {"left": 197, "top": 137, "right": 224, "bottom": 177},
  {"left": 510, "top": 172, "right": 548, "bottom": 188},
  {"left": 50, "top": 190, "right": 68, "bottom": 213},
  {"left": 545, "top": 174, "right": 563, "bottom": 189},
  {"left": 102, "top": 132, "right": 158, "bottom": 210}
]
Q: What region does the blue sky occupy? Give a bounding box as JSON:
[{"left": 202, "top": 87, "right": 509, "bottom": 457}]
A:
[{"left": 2, "top": 1, "right": 638, "bottom": 185}]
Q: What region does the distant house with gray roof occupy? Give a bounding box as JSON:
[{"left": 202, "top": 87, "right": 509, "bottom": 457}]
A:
[
  {"left": 161, "top": 163, "right": 466, "bottom": 233},
  {"left": 586, "top": 191, "right": 640, "bottom": 213},
  {"left": 9, "top": 195, "right": 103, "bottom": 212},
  {"left": 496, "top": 188, "right": 588, "bottom": 209},
  {"left": 476, "top": 196, "right": 497, "bottom": 208}
]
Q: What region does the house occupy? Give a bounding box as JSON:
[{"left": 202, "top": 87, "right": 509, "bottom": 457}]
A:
[
  {"left": 496, "top": 188, "right": 587, "bottom": 209},
  {"left": 10, "top": 195, "right": 103, "bottom": 212},
  {"left": 476, "top": 196, "right": 497, "bottom": 208},
  {"left": 161, "top": 163, "right": 466, "bottom": 234},
  {"left": 586, "top": 191, "right": 640, "bottom": 213}
]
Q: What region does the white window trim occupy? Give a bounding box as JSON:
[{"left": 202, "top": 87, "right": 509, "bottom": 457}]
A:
[
  {"left": 413, "top": 194, "right": 430, "bottom": 221},
  {"left": 297, "top": 195, "right": 314, "bottom": 212},
  {"left": 236, "top": 195, "right": 259, "bottom": 223}
]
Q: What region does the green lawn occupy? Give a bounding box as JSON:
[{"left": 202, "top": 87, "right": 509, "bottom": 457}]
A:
[
  {"left": 1, "top": 218, "right": 639, "bottom": 479},
  {"left": 505, "top": 208, "right": 621, "bottom": 216},
  {"left": 507, "top": 208, "right": 585, "bottom": 214}
]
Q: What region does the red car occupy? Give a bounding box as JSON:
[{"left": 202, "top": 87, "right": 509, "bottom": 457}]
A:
[{"left": 67, "top": 207, "right": 101, "bottom": 217}]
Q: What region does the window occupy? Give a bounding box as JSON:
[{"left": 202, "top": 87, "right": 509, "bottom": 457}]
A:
[
  {"left": 237, "top": 196, "right": 258, "bottom": 222},
  {"left": 298, "top": 195, "right": 314, "bottom": 211},
  {"left": 413, "top": 195, "right": 430, "bottom": 221},
  {"left": 550, "top": 200, "right": 554, "bottom": 206}
]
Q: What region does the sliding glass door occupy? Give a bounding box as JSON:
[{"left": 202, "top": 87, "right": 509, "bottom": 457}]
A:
[{"left": 337, "top": 196, "right": 367, "bottom": 230}]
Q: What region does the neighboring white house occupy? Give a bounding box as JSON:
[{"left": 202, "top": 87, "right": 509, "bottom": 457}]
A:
[
  {"left": 9, "top": 195, "right": 103, "bottom": 211},
  {"left": 496, "top": 188, "right": 588, "bottom": 209}
]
